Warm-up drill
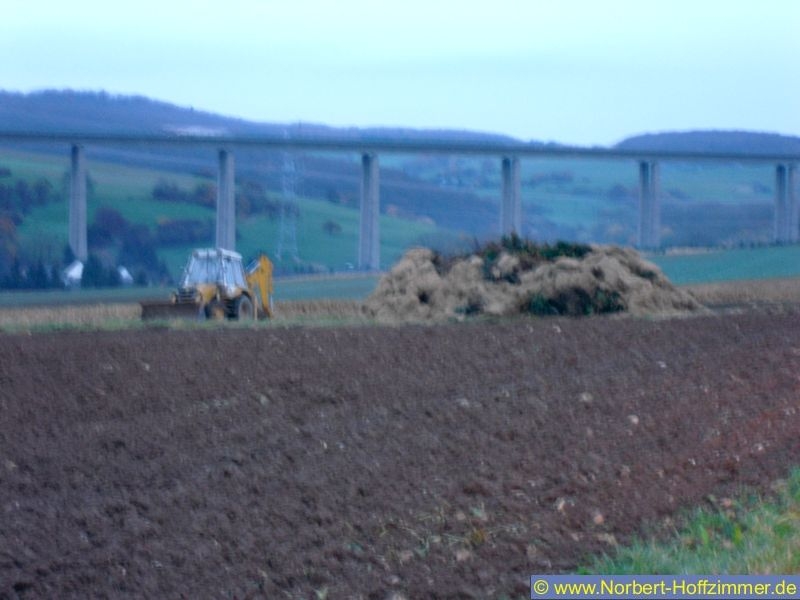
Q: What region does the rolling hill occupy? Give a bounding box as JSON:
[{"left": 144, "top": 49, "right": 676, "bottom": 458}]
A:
[{"left": 616, "top": 130, "right": 800, "bottom": 155}]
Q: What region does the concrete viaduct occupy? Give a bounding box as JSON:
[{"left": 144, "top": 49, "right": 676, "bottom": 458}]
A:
[{"left": 2, "top": 132, "right": 798, "bottom": 270}]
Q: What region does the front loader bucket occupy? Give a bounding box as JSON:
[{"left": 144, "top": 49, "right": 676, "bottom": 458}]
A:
[{"left": 140, "top": 301, "right": 202, "bottom": 321}]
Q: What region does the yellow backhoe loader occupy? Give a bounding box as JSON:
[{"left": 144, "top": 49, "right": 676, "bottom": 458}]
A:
[{"left": 141, "top": 248, "right": 274, "bottom": 321}]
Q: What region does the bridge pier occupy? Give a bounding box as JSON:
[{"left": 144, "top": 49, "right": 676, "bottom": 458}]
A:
[
  {"left": 69, "top": 144, "right": 88, "bottom": 261},
  {"left": 637, "top": 160, "right": 660, "bottom": 249},
  {"left": 358, "top": 152, "right": 380, "bottom": 270},
  {"left": 501, "top": 156, "right": 521, "bottom": 235},
  {"left": 216, "top": 149, "right": 236, "bottom": 251},
  {"left": 774, "top": 163, "right": 797, "bottom": 243}
]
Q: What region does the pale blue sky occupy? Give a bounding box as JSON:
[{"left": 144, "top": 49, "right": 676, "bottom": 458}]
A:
[{"left": 1, "top": 0, "right": 798, "bottom": 145}]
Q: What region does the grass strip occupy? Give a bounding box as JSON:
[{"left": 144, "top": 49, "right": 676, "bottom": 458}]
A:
[{"left": 582, "top": 468, "right": 800, "bottom": 574}]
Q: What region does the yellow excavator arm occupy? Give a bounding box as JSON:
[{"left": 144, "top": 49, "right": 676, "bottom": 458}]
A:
[{"left": 246, "top": 254, "right": 274, "bottom": 318}]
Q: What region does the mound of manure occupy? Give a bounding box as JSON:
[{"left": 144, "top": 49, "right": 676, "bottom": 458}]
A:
[{"left": 364, "top": 238, "right": 701, "bottom": 322}]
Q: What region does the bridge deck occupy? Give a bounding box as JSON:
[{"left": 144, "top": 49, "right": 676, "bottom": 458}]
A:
[{"left": 1, "top": 131, "right": 799, "bottom": 163}]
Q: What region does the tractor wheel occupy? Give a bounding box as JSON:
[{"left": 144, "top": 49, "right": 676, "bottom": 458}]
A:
[
  {"left": 204, "top": 300, "right": 227, "bottom": 320},
  {"left": 235, "top": 295, "right": 255, "bottom": 320}
]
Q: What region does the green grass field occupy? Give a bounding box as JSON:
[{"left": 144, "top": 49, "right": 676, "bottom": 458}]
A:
[
  {"left": 388, "top": 153, "right": 774, "bottom": 234},
  {"left": 3, "top": 148, "right": 443, "bottom": 277},
  {"left": 649, "top": 246, "right": 800, "bottom": 285},
  {"left": 583, "top": 468, "right": 800, "bottom": 574},
  {"left": 519, "top": 160, "right": 774, "bottom": 245}
]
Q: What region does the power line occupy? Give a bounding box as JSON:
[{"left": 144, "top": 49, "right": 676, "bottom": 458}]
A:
[{"left": 275, "top": 141, "right": 300, "bottom": 262}]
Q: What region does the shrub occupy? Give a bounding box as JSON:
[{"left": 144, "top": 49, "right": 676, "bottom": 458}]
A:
[{"left": 435, "top": 233, "right": 593, "bottom": 278}]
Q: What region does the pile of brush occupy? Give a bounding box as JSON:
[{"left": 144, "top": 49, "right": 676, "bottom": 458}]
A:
[{"left": 365, "top": 236, "right": 701, "bottom": 322}]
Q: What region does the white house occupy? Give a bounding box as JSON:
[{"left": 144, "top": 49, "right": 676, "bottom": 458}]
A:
[
  {"left": 117, "top": 265, "right": 134, "bottom": 286},
  {"left": 62, "top": 260, "right": 83, "bottom": 288}
]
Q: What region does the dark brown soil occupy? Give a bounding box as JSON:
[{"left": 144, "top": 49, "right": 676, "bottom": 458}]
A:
[{"left": 2, "top": 311, "right": 800, "bottom": 599}]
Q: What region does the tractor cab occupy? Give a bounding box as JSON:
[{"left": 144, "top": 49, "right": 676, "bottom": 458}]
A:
[{"left": 181, "top": 248, "right": 246, "bottom": 291}]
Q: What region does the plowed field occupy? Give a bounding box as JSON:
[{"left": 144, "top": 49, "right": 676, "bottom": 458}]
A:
[{"left": 2, "top": 310, "right": 800, "bottom": 598}]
